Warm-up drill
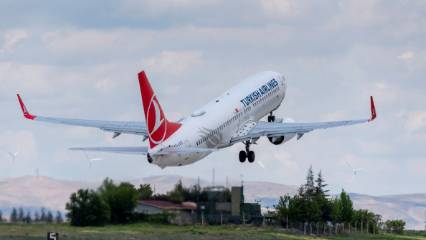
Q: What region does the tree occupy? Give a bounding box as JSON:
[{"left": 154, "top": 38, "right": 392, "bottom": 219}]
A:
[
  {"left": 137, "top": 184, "right": 154, "bottom": 200},
  {"left": 314, "top": 171, "right": 332, "bottom": 222},
  {"left": 276, "top": 195, "right": 291, "bottom": 226},
  {"left": 385, "top": 219, "right": 405, "bottom": 234},
  {"left": 18, "top": 208, "right": 24, "bottom": 222},
  {"left": 0, "top": 210, "right": 3, "bottom": 222},
  {"left": 24, "top": 211, "right": 32, "bottom": 224},
  {"left": 167, "top": 180, "right": 186, "bottom": 203},
  {"left": 352, "top": 209, "right": 382, "bottom": 233},
  {"left": 34, "top": 211, "right": 40, "bottom": 222},
  {"left": 10, "top": 208, "right": 18, "bottom": 223},
  {"left": 331, "top": 197, "right": 342, "bottom": 223},
  {"left": 339, "top": 190, "right": 353, "bottom": 223},
  {"left": 304, "top": 166, "right": 315, "bottom": 198},
  {"left": 275, "top": 168, "right": 323, "bottom": 224},
  {"left": 315, "top": 171, "right": 329, "bottom": 197},
  {"left": 66, "top": 189, "right": 110, "bottom": 226},
  {"left": 40, "top": 207, "right": 46, "bottom": 222},
  {"left": 331, "top": 190, "right": 354, "bottom": 223},
  {"left": 98, "top": 179, "right": 139, "bottom": 224},
  {"left": 55, "top": 211, "right": 64, "bottom": 224},
  {"left": 46, "top": 211, "right": 53, "bottom": 223}
]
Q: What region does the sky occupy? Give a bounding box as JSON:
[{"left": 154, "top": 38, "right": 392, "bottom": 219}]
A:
[{"left": 0, "top": 0, "right": 425, "bottom": 195}]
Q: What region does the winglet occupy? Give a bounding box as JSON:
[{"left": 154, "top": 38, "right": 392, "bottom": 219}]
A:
[
  {"left": 368, "top": 96, "right": 376, "bottom": 122},
  {"left": 17, "top": 94, "right": 36, "bottom": 120}
]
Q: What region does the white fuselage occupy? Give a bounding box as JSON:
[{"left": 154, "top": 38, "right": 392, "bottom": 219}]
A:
[{"left": 150, "top": 71, "right": 286, "bottom": 168}]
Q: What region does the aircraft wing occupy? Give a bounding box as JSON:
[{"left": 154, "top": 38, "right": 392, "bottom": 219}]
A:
[
  {"left": 17, "top": 94, "right": 147, "bottom": 137},
  {"left": 231, "top": 96, "right": 377, "bottom": 143}
]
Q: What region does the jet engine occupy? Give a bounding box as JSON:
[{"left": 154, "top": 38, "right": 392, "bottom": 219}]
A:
[
  {"left": 267, "top": 118, "right": 296, "bottom": 145},
  {"left": 268, "top": 133, "right": 296, "bottom": 145}
]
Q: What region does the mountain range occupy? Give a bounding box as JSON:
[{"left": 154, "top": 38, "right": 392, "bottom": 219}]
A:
[{"left": 0, "top": 175, "right": 424, "bottom": 230}]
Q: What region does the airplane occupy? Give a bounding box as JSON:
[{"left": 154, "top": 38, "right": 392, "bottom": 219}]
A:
[{"left": 17, "top": 71, "right": 377, "bottom": 169}]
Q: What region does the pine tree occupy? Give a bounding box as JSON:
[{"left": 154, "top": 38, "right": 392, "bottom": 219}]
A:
[
  {"left": 55, "top": 211, "right": 64, "bottom": 224},
  {"left": 315, "top": 171, "right": 332, "bottom": 222},
  {"left": 40, "top": 208, "right": 46, "bottom": 222},
  {"left": 10, "top": 208, "right": 18, "bottom": 223},
  {"left": 304, "top": 166, "right": 315, "bottom": 198},
  {"left": 34, "top": 211, "right": 40, "bottom": 222},
  {"left": 46, "top": 211, "right": 54, "bottom": 223},
  {"left": 18, "top": 208, "right": 24, "bottom": 222},
  {"left": 315, "top": 171, "right": 329, "bottom": 197},
  {"left": 24, "top": 211, "right": 32, "bottom": 224}
]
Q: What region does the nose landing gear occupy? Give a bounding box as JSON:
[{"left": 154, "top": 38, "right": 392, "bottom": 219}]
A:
[
  {"left": 239, "top": 140, "right": 255, "bottom": 163},
  {"left": 268, "top": 112, "right": 276, "bottom": 122}
]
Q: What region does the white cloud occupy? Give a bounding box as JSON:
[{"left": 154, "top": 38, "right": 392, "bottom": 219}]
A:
[
  {"left": 0, "top": 61, "right": 53, "bottom": 95},
  {"left": 271, "top": 150, "right": 299, "bottom": 173},
  {"left": 260, "top": 0, "right": 299, "bottom": 18},
  {"left": 327, "top": 0, "right": 381, "bottom": 30},
  {"left": 141, "top": 50, "right": 203, "bottom": 77},
  {"left": 398, "top": 51, "right": 414, "bottom": 61},
  {"left": 41, "top": 30, "right": 133, "bottom": 58},
  {"left": 0, "top": 29, "right": 29, "bottom": 54},
  {"left": 403, "top": 111, "right": 426, "bottom": 132},
  {"left": 118, "top": 0, "right": 222, "bottom": 21}
]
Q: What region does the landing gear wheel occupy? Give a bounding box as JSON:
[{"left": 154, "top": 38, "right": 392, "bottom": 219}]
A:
[
  {"left": 268, "top": 112, "right": 276, "bottom": 122},
  {"left": 247, "top": 151, "right": 255, "bottom": 163},
  {"left": 147, "top": 153, "right": 153, "bottom": 164},
  {"left": 239, "top": 151, "right": 247, "bottom": 162}
]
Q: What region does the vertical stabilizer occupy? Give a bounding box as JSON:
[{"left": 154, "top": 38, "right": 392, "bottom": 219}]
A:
[{"left": 138, "top": 71, "right": 181, "bottom": 148}]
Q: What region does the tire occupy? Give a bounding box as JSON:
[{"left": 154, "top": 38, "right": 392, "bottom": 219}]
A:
[
  {"left": 268, "top": 115, "right": 275, "bottom": 122},
  {"left": 239, "top": 151, "right": 247, "bottom": 162},
  {"left": 248, "top": 151, "right": 255, "bottom": 163},
  {"left": 147, "top": 154, "right": 153, "bottom": 163}
]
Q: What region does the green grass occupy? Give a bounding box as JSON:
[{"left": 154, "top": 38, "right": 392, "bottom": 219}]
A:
[{"left": 0, "top": 223, "right": 424, "bottom": 240}]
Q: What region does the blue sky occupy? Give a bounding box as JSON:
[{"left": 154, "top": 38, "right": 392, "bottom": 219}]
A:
[{"left": 0, "top": 0, "right": 425, "bottom": 195}]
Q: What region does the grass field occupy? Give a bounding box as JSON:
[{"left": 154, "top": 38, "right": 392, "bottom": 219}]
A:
[{"left": 0, "top": 223, "right": 425, "bottom": 240}]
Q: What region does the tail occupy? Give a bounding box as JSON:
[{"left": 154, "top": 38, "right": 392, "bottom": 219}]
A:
[{"left": 138, "top": 71, "right": 181, "bottom": 149}]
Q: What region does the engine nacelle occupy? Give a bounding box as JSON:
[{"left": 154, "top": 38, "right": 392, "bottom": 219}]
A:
[{"left": 268, "top": 133, "right": 296, "bottom": 145}]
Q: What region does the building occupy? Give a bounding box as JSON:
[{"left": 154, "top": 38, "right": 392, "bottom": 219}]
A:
[
  {"left": 135, "top": 185, "right": 261, "bottom": 225},
  {"left": 135, "top": 200, "right": 197, "bottom": 225},
  {"left": 196, "top": 186, "right": 262, "bottom": 225}
]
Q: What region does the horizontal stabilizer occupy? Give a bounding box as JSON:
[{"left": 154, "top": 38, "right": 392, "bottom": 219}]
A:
[
  {"left": 70, "top": 146, "right": 149, "bottom": 155},
  {"left": 69, "top": 146, "right": 216, "bottom": 155},
  {"left": 154, "top": 147, "right": 216, "bottom": 155}
]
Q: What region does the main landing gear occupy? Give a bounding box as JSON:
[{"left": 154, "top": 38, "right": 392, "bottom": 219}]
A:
[
  {"left": 239, "top": 112, "right": 276, "bottom": 163},
  {"left": 239, "top": 141, "right": 255, "bottom": 163}
]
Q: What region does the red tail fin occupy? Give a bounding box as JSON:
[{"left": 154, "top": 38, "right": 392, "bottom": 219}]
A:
[{"left": 138, "top": 71, "right": 181, "bottom": 148}]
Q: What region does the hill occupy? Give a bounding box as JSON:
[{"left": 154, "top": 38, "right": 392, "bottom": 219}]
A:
[{"left": 350, "top": 193, "right": 426, "bottom": 230}]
